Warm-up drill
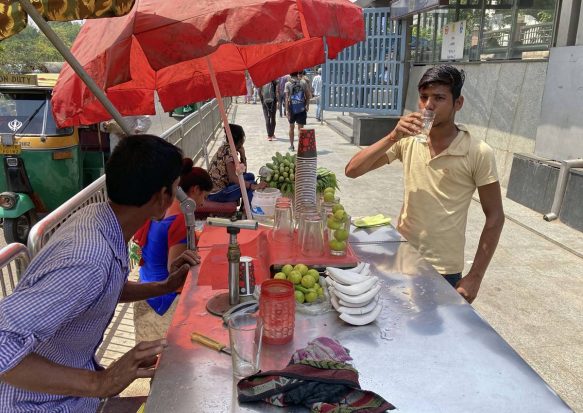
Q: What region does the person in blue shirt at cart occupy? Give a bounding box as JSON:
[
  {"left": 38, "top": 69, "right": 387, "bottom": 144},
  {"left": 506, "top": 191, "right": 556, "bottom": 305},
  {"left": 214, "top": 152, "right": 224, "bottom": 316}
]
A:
[{"left": 0, "top": 135, "right": 199, "bottom": 412}]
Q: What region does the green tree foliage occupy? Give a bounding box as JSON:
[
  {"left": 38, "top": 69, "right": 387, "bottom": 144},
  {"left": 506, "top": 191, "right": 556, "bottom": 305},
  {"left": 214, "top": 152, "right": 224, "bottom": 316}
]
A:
[{"left": 0, "top": 21, "right": 82, "bottom": 73}]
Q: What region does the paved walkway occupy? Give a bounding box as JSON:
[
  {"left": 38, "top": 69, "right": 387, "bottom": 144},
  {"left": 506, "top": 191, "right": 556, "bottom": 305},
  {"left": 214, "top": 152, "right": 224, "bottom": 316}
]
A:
[{"left": 111, "top": 101, "right": 581, "bottom": 411}]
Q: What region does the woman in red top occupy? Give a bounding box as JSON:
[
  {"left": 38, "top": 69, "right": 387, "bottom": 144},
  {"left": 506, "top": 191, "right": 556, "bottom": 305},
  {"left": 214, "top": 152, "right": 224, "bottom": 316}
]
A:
[{"left": 133, "top": 158, "right": 212, "bottom": 342}]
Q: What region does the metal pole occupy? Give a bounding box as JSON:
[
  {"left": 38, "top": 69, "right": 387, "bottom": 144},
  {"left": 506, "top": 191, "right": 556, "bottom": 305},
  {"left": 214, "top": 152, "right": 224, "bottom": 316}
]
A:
[
  {"left": 18, "top": 0, "right": 132, "bottom": 135},
  {"left": 543, "top": 159, "right": 583, "bottom": 221},
  {"left": 205, "top": 56, "right": 253, "bottom": 219}
]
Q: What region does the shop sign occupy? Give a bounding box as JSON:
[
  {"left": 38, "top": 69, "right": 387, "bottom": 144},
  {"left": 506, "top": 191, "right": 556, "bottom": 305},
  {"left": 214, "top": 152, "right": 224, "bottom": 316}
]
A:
[
  {"left": 441, "top": 21, "right": 466, "bottom": 60},
  {"left": 0, "top": 73, "right": 38, "bottom": 86}
]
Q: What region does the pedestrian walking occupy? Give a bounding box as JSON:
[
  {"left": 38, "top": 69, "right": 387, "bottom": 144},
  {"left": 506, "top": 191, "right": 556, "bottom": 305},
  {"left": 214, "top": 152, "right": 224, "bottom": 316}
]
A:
[
  {"left": 260, "top": 80, "right": 279, "bottom": 141},
  {"left": 312, "top": 68, "right": 323, "bottom": 122},
  {"left": 285, "top": 72, "right": 312, "bottom": 151},
  {"left": 278, "top": 75, "right": 289, "bottom": 117},
  {"left": 245, "top": 73, "right": 253, "bottom": 104}
]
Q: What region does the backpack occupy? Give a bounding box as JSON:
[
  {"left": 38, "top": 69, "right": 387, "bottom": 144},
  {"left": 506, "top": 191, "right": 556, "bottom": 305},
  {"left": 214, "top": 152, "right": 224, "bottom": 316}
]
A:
[
  {"left": 289, "top": 80, "right": 305, "bottom": 115},
  {"left": 261, "top": 82, "right": 276, "bottom": 105}
]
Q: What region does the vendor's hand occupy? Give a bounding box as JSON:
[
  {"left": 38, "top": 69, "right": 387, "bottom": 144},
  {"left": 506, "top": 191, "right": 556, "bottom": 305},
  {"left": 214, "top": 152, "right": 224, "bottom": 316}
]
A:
[
  {"left": 97, "top": 339, "right": 167, "bottom": 397},
  {"left": 455, "top": 271, "right": 483, "bottom": 304},
  {"left": 235, "top": 163, "right": 247, "bottom": 176},
  {"left": 393, "top": 112, "right": 423, "bottom": 140},
  {"left": 251, "top": 181, "right": 268, "bottom": 191},
  {"left": 167, "top": 250, "right": 200, "bottom": 291}
]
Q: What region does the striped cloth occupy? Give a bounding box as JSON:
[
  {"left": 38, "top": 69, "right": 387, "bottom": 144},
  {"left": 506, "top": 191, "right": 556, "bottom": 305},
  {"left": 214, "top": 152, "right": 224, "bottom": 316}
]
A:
[{"left": 0, "top": 203, "right": 129, "bottom": 412}]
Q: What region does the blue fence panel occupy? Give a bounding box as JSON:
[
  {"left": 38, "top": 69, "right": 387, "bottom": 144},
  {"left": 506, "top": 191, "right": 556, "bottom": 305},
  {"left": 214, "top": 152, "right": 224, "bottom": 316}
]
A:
[{"left": 322, "top": 8, "right": 406, "bottom": 115}]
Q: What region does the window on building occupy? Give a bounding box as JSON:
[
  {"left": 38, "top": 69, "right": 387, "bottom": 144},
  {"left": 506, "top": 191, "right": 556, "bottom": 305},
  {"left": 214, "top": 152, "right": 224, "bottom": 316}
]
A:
[{"left": 411, "top": 0, "right": 557, "bottom": 63}]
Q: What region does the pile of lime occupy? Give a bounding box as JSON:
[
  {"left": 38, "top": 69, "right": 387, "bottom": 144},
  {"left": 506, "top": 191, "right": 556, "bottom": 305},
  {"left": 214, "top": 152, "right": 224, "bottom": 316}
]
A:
[
  {"left": 324, "top": 188, "right": 349, "bottom": 252},
  {"left": 274, "top": 263, "right": 324, "bottom": 304}
]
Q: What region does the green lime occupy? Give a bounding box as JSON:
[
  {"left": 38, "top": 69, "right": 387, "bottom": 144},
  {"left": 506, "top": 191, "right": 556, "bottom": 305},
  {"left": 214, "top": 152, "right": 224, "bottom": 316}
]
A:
[
  {"left": 282, "top": 264, "right": 294, "bottom": 275},
  {"left": 324, "top": 187, "right": 335, "bottom": 194},
  {"left": 305, "top": 291, "right": 318, "bottom": 303},
  {"left": 294, "top": 290, "right": 305, "bottom": 304},
  {"left": 294, "top": 264, "right": 309, "bottom": 276},
  {"left": 274, "top": 272, "right": 287, "bottom": 280},
  {"left": 306, "top": 269, "right": 320, "bottom": 283},
  {"left": 334, "top": 209, "right": 346, "bottom": 221},
  {"left": 329, "top": 239, "right": 347, "bottom": 251},
  {"left": 327, "top": 217, "right": 341, "bottom": 230},
  {"left": 332, "top": 204, "right": 344, "bottom": 213},
  {"left": 323, "top": 192, "right": 335, "bottom": 202},
  {"left": 334, "top": 229, "right": 349, "bottom": 242},
  {"left": 288, "top": 270, "right": 302, "bottom": 284},
  {"left": 301, "top": 275, "right": 316, "bottom": 288}
]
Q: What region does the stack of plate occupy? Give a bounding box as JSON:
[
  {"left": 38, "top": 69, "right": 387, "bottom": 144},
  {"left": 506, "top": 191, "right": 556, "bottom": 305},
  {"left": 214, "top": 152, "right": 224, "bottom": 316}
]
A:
[
  {"left": 295, "top": 129, "right": 318, "bottom": 215},
  {"left": 324, "top": 262, "right": 383, "bottom": 326}
]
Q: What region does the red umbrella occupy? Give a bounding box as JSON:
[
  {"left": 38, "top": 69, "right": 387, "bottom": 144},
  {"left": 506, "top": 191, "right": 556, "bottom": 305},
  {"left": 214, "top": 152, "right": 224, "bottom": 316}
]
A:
[
  {"left": 52, "top": 0, "right": 364, "bottom": 126},
  {"left": 52, "top": 0, "right": 365, "bottom": 217}
]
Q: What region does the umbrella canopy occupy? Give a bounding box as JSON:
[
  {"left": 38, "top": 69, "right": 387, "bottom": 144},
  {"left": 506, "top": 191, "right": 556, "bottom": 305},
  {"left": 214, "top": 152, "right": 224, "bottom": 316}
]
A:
[
  {"left": 52, "top": 0, "right": 365, "bottom": 127},
  {"left": 0, "top": 0, "right": 135, "bottom": 40}
]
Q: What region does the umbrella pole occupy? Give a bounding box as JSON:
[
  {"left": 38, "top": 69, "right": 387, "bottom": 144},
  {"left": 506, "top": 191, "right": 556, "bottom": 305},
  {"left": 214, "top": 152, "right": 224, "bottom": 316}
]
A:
[
  {"left": 205, "top": 56, "right": 252, "bottom": 219},
  {"left": 17, "top": 0, "right": 132, "bottom": 136}
]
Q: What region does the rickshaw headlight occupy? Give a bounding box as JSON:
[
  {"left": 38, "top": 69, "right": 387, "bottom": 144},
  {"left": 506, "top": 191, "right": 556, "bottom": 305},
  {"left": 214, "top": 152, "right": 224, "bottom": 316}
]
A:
[{"left": 0, "top": 192, "right": 17, "bottom": 209}]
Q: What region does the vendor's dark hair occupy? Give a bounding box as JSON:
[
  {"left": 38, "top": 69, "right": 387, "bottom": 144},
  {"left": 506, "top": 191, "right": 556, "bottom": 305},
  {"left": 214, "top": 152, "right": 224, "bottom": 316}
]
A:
[
  {"left": 106, "top": 135, "right": 183, "bottom": 206},
  {"left": 180, "top": 158, "right": 213, "bottom": 193},
  {"left": 225, "top": 123, "right": 245, "bottom": 146},
  {"left": 290, "top": 72, "right": 300, "bottom": 78},
  {"left": 418, "top": 65, "right": 465, "bottom": 100}
]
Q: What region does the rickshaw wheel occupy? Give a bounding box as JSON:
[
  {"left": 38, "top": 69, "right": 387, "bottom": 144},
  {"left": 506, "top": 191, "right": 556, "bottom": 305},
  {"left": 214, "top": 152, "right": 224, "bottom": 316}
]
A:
[{"left": 4, "top": 212, "right": 33, "bottom": 245}]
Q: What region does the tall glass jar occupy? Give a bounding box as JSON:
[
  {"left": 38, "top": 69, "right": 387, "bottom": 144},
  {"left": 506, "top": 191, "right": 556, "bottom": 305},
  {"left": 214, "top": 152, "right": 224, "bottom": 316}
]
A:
[
  {"left": 259, "top": 279, "right": 295, "bottom": 345},
  {"left": 326, "top": 211, "right": 351, "bottom": 256}
]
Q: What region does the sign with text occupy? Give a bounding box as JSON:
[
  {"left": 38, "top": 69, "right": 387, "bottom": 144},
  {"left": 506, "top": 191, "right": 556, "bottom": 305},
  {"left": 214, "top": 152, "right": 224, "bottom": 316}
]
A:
[
  {"left": 0, "top": 73, "right": 38, "bottom": 86},
  {"left": 390, "top": 0, "right": 448, "bottom": 20},
  {"left": 441, "top": 21, "right": 466, "bottom": 61}
]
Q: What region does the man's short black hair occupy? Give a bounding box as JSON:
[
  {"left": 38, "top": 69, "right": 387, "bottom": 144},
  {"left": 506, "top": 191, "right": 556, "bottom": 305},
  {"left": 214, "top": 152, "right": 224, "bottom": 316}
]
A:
[
  {"left": 290, "top": 72, "right": 300, "bottom": 78},
  {"left": 226, "top": 123, "right": 245, "bottom": 147},
  {"left": 418, "top": 65, "right": 466, "bottom": 100},
  {"left": 106, "top": 135, "right": 183, "bottom": 206}
]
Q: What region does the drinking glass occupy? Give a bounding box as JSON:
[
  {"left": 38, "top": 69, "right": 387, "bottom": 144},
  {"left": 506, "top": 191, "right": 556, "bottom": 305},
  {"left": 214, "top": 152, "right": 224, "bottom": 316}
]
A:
[
  {"left": 228, "top": 313, "right": 263, "bottom": 379},
  {"left": 272, "top": 204, "right": 293, "bottom": 242},
  {"left": 296, "top": 210, "right": 320, "bottom": 248},
  {"left": 300, "top": 216, "right": 325, "bottom": 257},
  {"left": 417, "top": 109, "right": 435, "bottom": 143}
]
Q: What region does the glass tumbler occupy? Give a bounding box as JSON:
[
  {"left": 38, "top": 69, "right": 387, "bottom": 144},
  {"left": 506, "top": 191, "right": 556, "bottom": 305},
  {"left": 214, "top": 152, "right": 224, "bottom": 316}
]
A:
[
  {"left": 259, "top": 279, "right": 295, "bottom": 345},
  {"left": 300, "top": 215, "right": 325, "bottom": 257},
  {"left": 417, "top": 109, "right": 435, "bottom": 143},
  {"left": 272, "top": 204, "right": 294, "bottom": 242}
]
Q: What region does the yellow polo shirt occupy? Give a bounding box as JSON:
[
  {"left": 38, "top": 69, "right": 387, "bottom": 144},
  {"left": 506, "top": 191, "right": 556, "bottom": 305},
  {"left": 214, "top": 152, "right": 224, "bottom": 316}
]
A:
[{"left": 386, "top": 125, "right": 498, "bottom": 274}]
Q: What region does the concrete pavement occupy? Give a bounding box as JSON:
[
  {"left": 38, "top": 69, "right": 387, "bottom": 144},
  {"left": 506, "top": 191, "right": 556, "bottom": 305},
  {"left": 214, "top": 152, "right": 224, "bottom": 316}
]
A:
[{"left": 108, "top": 101, "right": 582, "bottom": 411}]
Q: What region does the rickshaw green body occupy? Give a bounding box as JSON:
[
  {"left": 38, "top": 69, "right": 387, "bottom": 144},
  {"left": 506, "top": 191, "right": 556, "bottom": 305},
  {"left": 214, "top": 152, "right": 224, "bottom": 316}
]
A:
[{"left": 0, "top": 74, "right": 107, "bottom": 243}]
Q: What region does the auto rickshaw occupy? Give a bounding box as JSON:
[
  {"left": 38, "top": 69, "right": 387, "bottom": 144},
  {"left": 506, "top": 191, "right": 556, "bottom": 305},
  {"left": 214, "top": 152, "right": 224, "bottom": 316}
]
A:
[{"left": 0, "top": 73, "right": 108, "bottom": 244}]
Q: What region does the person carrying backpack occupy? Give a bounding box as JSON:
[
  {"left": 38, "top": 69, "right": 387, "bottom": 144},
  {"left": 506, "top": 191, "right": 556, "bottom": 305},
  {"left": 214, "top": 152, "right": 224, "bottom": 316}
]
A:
[
  {"left": 260, "top": 80, "right": 279, "bottom": 141},
  {"left": 285, "top": 72, "right": 312, "bottom": 151}
]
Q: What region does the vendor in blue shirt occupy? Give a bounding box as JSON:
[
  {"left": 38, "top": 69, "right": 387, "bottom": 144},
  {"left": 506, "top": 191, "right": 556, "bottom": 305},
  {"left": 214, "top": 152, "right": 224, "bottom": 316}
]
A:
[{"left": 0, "top": 135, "right": 199, "bottom": 412}]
